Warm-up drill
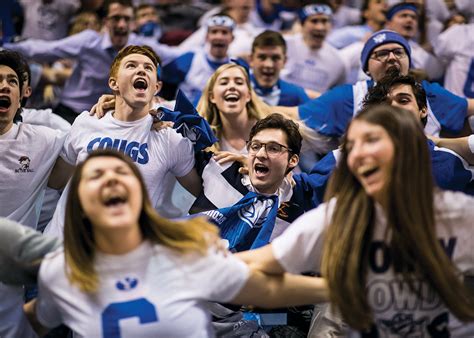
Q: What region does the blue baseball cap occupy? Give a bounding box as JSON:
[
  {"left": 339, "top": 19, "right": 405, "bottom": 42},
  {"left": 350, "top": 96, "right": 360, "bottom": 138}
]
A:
[{"left": 360, "top": 30, "right": 412, "bottom": 74}]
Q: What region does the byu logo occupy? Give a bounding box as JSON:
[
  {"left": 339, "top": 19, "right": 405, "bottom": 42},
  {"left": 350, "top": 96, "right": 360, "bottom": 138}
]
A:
[
  {"left": 238, "top": 197, "right": 274, "bottom": 229},
  {"left": 176, "top": 122, "right": 201, "bottom": 143},
  {"left": 116, "top": 277, "right": 139, "bottom": 291},
  {"left": 373, "top": 33, "right": 387, "bottom": 44}
]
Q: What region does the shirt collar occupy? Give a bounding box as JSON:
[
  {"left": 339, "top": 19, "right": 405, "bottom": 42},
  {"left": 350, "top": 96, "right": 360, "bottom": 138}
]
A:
[{"left": 241, "top": 174, "right": 294, "bottom": 205}]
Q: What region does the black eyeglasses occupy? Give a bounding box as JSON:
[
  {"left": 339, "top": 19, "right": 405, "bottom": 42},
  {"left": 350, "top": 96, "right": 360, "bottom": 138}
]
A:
[
  {"left": 371, "top": 48, "right": 407, "bottom": 62},
  {"left": 246, "top": 141, "right": 292, "bottom": 156}
]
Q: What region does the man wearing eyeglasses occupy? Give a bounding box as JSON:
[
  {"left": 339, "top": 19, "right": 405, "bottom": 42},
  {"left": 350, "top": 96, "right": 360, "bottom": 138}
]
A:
[
  {"left": 190, "top": 113, "right": 325, "bottom": 234},
  {"left": 4, "top": 0, "right": 182, "bottom": 124},
  {"left": 189, "top": 113, "right": 325, "bottom": 337},
  {"left": 277, "top": 29, "right": 474, "bottom": 154}
]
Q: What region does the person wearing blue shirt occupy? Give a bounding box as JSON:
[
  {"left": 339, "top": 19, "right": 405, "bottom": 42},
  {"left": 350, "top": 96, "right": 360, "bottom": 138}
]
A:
[
  {"left": 4, "top": 0, "right": 181, "bottom": 123},
  {"left": 249, "top": 30, "right": 310, "bottom": 107},
  {"left": 311, "top": 73, "right": 474, "bottom": 202},
  {"left": 278, "top": 30, "right": 474, "bottom": 144},
  {"left": 161, "top": 15, "right": 235, "bottom": 103}
]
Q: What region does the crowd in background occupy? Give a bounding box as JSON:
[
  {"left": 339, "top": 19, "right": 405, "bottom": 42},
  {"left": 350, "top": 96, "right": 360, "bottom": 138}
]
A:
[{"left": 1, "top": 0, "right": 474, "bottom": 337}]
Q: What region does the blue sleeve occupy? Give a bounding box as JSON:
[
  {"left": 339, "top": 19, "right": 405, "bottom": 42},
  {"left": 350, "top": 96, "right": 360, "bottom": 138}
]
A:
[
  {"left": 278, "top": 80, "right": 310, "bottom": 106},
  {"left": 298, "top": 84, "right": 354, "bottom": 137},
  {"left": 161, "top": 52, "right": 195, "bottom": 85},
  {"left": 423, "top": 81, "right": 468, "bottom": 134},
  {"left": 4, "top": 30, "right": 97, "bottom": 63},
  {"left": 293, "top": 151, "right": 337, "bottom": 210},
  {"left": 429, "top": 140, "right": 474, "bottom": 193}
]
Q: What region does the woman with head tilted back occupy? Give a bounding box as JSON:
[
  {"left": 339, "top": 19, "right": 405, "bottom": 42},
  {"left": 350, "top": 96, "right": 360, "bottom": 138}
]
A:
[
  {"left": 197, "top": 62, "right": 270, "bottom": 156},
  {"left": 237, "top": 105, "right": 474, "bottom": 336},
  {"left": 22, "top": 149, "right": 327, "bottom": 337}
]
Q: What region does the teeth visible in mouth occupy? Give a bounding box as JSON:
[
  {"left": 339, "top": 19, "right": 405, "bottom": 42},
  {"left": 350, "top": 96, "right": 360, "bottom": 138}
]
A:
[
  {"left": 224, "top": 94, "right": 239, "bottom": 102},
  {"left": 255, "top": 163, "right": 269, "bottom": 174},
  {"left": 358, "top": 165, "right": 378, "bottom": 178}
]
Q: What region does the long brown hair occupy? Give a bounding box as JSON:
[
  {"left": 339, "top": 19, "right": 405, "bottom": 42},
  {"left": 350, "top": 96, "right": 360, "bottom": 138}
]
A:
[
  {"left": 321, "top": 105, "right": 474, "bottom": 330},
  {"left": 64, "top": 149, "right": 218, "bottom": 293}
]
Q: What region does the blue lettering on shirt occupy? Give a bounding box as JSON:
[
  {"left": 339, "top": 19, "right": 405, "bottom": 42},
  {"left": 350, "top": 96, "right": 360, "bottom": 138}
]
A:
[{"left": 87, "top": 137, "right": 149, "bottom": 164}]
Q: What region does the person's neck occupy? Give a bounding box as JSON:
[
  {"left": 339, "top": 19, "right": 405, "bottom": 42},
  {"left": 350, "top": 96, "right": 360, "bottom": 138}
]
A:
[
  {"left": 0, "top": 121, "right": 13, "bottom": 136},
  {"left": 208, "top": 52, "right": 228, "bottom": 62},
  {"left": 94, "top": 225, "right": 143, "bottom": 255},
  {"left": 303, "top": 35, "right": 322, "bottom": 51},
  {"left": 220, "top": 110, "right": 255, "bottom": 144},
  {"left": 367, "top": 19, "right": 383, "bottom": 32},
  {"left": 113, "top": 97, "right": 150, "bottom": 122}
]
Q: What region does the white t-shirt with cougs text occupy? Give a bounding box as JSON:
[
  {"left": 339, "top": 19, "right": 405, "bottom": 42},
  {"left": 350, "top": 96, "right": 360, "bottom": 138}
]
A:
[
  {"left": 36, "top": 241, "right": 249, "bottom": 337},
  {"left": 272, "top": 190, "right": 474, "bottom": 337},
  {"left": 45, "top": 111, "right": 195, "bottom": 237}
]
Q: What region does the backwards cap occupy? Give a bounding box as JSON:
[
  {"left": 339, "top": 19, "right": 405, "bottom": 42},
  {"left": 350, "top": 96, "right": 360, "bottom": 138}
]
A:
[
  {"left": 298, "top": 4, "right": 333, "bottom": 23},
  {"left": 360, "top": 30, "right": 412, "bottom": 73},
  {"left": 206, "top": 15, "right": 235, "bottom": 31},
  {"left": 386, "top": 3, "right": 418, "bottom": 21}
]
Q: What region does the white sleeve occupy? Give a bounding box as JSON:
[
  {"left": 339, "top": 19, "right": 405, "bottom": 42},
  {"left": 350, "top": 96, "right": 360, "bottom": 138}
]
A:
[
  {"left": 194, "top": 249, "right": 250, "bottom": 303},
  {"left": 434, "top": 25, "right": 459, "bottom": 61},
  {"left": 166, "top": 129, "right": 195, "bottom": 178},
  {"left": 59, "top": 112, "right": 89, "bottom": 165},
  {"left": 35, "top": 259, "right": 63, "bottom": 328},
  {"left": 271, "top": 203, "right": 332, "bottom": 274}
]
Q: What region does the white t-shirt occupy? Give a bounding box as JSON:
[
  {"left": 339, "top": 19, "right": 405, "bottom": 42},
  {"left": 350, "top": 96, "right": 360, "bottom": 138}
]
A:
[
  {"left": 21, "top": 108, "right": 71, "bottom": 231},
  {"left": 36, "top": 241, "right": 249, "bottom": 337},
  {"left": 435, "top": 24, "right": 474, "bottom": 98},
  {"left": 0, "top": 123, "right": 65, "bottom": 229},
  {"left": 282, "top": 34, "right": 346, "bottom": 93},
  {"left": 0, "top": 122, "right": 64, "bottom": 338},
  {"left": 45, "top": 111, "right": 195, "bottom": 237},
  {"left": 272, "top": 190, "right": 474, "bottom": 337}
]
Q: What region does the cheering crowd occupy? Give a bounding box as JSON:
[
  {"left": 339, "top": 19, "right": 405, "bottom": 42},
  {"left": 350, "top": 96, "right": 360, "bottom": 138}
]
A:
[{"left": 0, "top": 0, "right": 473, "bottom": 337}]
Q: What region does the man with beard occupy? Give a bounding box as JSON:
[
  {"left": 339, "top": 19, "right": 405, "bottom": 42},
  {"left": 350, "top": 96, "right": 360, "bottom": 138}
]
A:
[
  {"left": 4, "top": 0, "right": 181, "bottom": 123},
  {"left": 277, "top": 30, "right": 474, "bottom": 154},
  {"left": 281, "top": 3, "right": 346, "bottom": 93},
  {"left": 161, "top": 15, "right": 235, "bottom": 104}
]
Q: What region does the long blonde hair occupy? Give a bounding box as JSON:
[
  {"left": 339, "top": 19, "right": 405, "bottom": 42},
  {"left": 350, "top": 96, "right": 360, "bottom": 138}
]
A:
[
  {"left": 196, "top": 63, "right": 272, "bottom": 150},
  {"left": 64, "top": 149, "right": 218, "bottom": 293},
  {"left": 321, "top": 105, "right": 474, "bottom": 330}
]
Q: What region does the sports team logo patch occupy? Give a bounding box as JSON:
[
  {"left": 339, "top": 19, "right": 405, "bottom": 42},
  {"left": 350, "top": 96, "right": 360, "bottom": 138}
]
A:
[
  {"left": 116, "top": 277, "right": 139, "bottom": 291},
  {"left": 237, "top": 197, "right": 274, "bottom": 229},
  {"left": 15, "top": 156, "right": 34, "bottom": 173},
  {"left": 176, "top": 122, "right": 201, "bottom": 143},
  {"left": 373, "top": 33, "right": 387, "bottom": 44}
]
